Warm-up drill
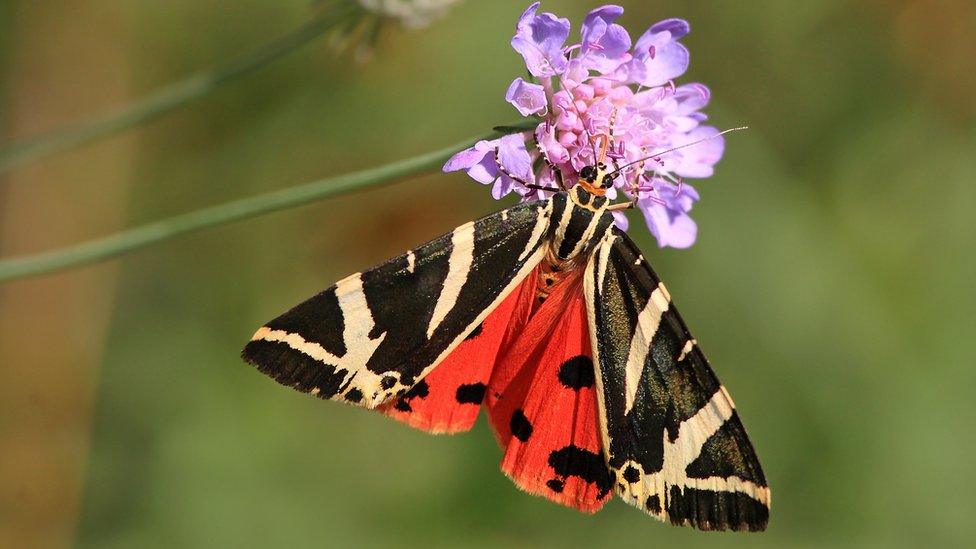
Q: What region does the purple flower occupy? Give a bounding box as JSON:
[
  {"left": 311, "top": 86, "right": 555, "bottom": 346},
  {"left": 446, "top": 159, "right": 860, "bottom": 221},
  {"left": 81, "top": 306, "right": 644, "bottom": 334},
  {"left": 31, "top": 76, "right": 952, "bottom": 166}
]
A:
[
  {"left": 443, "top": 134, "right": 533, "bottom": 199},
  {"left": 511, "top": 2, "right": 571, "bottom": 77},
  {"left": 639, "top": 181, "right": 700, "bottom": 248},
  {"left": 445, "top": 3, "right": 728, "bottom": 249}
]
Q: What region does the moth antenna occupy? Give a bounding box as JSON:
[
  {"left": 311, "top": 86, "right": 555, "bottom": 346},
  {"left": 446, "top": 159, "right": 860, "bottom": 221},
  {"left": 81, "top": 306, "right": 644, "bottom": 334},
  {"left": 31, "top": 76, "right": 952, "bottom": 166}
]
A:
[
  {"left": 629, "top": 146, "right": 647, "bottom": 196},
  {"left": 608, "top": 126, "right": 749, "bottom": 177},
  {"left": 607, "top": 107, "right": 618, "bottom": 152},
  {"left": 596, "top": 134, "right": 611, "bottom": 165}
]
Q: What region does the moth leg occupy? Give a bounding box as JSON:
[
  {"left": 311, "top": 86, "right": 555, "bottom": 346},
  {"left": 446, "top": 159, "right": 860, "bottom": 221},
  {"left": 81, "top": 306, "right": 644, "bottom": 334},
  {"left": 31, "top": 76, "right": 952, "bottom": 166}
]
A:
[
  {"left": 494, "top": 149, "right": 561, "bottom": 194},
  {"left": 526, "top": 184, "right": 562, "bottom": 192},
  {"left": 609, "top": 145, "right": 648, "bottom": 210},
  {"left": 534, "top": 133, "right": 566, "bottom": 190},
  {"left": 607, "top": 200, "right": 637, "bottom": 211}
]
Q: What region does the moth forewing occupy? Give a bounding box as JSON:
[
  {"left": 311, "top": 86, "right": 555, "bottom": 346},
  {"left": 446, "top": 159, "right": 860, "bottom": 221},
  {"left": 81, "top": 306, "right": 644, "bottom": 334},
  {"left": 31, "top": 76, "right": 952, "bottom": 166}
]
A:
[
  {"left": 243, "top": 199, "right": 554, "bottom": 409},
  {"left": 584, "top": 229, "right": 770, "bottom": 531}
]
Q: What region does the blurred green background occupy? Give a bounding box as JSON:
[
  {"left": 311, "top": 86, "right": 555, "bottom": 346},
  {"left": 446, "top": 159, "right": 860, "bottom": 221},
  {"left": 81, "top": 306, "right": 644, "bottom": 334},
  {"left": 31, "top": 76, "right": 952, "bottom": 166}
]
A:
[{"left": 2, "top": 0, "right": 974, "bottom": 547}]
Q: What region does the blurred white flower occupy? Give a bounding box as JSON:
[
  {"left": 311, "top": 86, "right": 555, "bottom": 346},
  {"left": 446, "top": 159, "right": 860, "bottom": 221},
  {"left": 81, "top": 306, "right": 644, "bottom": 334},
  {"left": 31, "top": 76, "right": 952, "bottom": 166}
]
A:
[{"left": 357, "top": 0, "right": 463, "bottom": 28}]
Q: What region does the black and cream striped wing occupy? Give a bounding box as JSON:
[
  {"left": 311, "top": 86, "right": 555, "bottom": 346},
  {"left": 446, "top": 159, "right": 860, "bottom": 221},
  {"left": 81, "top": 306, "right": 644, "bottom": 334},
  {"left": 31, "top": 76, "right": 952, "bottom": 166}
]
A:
[
  {"left": 243, "top": 200, "right": 554, "bottom": 408},
  {"left": 584, "top": 228, "right": 770, "bottom": 531}
]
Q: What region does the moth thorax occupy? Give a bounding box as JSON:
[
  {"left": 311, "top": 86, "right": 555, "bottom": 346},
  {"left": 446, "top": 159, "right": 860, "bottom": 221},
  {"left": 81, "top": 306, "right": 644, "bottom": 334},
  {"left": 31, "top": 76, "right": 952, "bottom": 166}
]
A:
[{"left": 536, "top": 248, "right": 583, "bottom": 303}]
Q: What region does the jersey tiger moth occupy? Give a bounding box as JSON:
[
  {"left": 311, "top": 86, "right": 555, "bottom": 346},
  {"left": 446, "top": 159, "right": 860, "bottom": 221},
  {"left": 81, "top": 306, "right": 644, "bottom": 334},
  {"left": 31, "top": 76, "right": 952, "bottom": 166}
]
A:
[{"left": 242, "top": 135, "right": 770, "bottom": 532}]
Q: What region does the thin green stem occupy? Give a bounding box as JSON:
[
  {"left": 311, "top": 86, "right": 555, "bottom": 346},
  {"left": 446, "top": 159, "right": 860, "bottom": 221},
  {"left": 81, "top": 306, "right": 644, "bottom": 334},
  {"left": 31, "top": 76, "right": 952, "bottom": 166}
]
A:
[
  {"left": 0, "top": 131, "right": 508, "bottom": 283},
  {"left": 0, "top": 3, "right": 358, "bottom": 175}
]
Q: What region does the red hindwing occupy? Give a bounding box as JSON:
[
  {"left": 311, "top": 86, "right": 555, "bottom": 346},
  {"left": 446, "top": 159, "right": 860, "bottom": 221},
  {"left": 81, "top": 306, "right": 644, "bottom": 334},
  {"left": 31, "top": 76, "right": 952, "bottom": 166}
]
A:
[
  {"left": 381, "top": 266, "right": 611, "bottom": 513},
  {"left": 379, "top": 268, "right": 536, "bottom": 433},
  {"left": 485, "top": 272, "right": 612, "bottom": 512}
]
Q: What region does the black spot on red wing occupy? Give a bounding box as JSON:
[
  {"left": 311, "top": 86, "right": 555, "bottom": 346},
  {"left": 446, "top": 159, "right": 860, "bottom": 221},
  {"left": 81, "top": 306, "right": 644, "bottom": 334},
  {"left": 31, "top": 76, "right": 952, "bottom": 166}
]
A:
[
  {"left": 548, "top": 445, "right": 613, "bottom": 498},
  {"left": 455, "top": 383, "right": 487, "bottom": 404},
  {"left": 623, "top": 465, "right": 641, "bottom": 483},
  {"left": 403, "top": 380, "right": 429, "bottom": 400},
  {"left": 380, "top": 376, "right": 397, "bottom": 390},
  {"left": 465, "top": 322, "right": 483, "bottom": 340},
  {"left": 646, "top": 494, "right": 662, "bottom": 513},
  {"left": 393, "top": 380, "right": 430, "bottom": 413},
  {"left": 510, "top": 409, "right": 533, "bottom": 442},
  {"left": 393, "top": 399, "right": 412, "bottom": 412},
  {"left": 557, "top": 355, "right": 595, "bottom": 390},
  {"left": 345, "top": 388, "right": 363, "bottom": 403},
  {"left": 546, "top": 479, "right": 565, "bottom": 493}
]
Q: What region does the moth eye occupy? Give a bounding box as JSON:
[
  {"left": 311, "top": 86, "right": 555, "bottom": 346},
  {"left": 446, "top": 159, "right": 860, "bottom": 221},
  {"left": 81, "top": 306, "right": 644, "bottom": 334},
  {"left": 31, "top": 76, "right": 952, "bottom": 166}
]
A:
[
  {"left": 601, "top": 174, "right": 614, "bottom": 188},
  {"left": 580, "top": 166, "right": 596, "bottom": 180}
]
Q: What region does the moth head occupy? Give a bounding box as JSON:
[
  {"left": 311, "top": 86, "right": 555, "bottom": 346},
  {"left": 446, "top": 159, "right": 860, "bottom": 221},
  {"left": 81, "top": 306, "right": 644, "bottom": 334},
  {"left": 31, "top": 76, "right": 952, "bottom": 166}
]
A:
[{"left": 578, "top": 163, "right": 614, "bottom": 195}]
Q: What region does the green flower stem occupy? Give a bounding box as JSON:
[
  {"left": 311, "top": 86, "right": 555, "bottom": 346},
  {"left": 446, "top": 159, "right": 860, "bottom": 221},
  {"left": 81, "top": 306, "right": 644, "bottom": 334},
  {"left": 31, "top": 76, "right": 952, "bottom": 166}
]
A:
[
  {"left": 0, "top": 132, "right": 507, "bottom": 283},
  {"left": 0, "top": 4, "right": 357, "bottom": 175}
]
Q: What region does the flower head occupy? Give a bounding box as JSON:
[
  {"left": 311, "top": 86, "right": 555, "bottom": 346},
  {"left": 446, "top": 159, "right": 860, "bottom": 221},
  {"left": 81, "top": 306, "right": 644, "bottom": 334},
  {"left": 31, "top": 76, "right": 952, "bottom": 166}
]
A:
[
  {"left": 444, "top": 3, "right": 727, "bottom": 249},
  {"left": 357, "top": 0, "right": 464, "bottom": 29}
]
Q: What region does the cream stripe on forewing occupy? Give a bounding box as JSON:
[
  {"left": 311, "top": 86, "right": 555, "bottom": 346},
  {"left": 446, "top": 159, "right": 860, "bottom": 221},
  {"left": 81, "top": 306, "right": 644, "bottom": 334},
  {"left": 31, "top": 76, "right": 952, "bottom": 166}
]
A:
[
  {"left": 552, "top": 195, "right": 575, "bottom": 250},
  {"left": 595, "top": 233, "right": 615, "bottom": 290},
  {"left": 425, "top": 222, "right": 475, "bottom": 339},
  {"left": 660, "top": 387, "right": 769, "bottom": 502},
  {"left": 251, "top": 326, "right": 340, "bottom": 365},
  {"left": 584, "top": 233, "right": 618, "bottom": 461},
  {"left": 518, "top": 202, "right": 553, "bottom": 262},
  {"left": 416, "top": 201, "right": 553, "bottom": 388},
  {"left": 406, "top": 250, "right": 416, "bottom": 274},
  {"left": 618, "top": 386, "right": 772, "bottom": 520},
  {"left": 334, "top": 274, "right": 384, "bottom": 363},
  {"left": 616, "top": 386, "right": 770, "bottom": 521},
  {"left": 251, "top": 272, "right": 390, "bottom": 401},
  {"left": 623, "top": 283, "right": 671, "bottom": 413}
]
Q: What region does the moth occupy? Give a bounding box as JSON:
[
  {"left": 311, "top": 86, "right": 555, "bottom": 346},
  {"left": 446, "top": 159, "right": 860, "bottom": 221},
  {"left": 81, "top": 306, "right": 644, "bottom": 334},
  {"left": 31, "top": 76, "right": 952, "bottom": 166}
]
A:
[{"left": 242, "top": 133, "right": 770, "bottom": 531}]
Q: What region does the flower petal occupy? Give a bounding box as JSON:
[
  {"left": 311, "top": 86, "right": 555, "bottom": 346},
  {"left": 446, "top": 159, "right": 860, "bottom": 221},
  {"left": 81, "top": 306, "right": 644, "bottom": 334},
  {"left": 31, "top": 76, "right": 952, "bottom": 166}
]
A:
[
  {"left": 579, "top": 5, "right": 631, "bottom": 74},
  {"left": 632, "top": 19, "right": 691, "bottom": 87},
  {"left": 649, "top": 18, "right": 690, "bottom": 40},
  {"left": 638, "top": 183, "right": 699, "bottom": 248},
  {"left": 443, "top": 140, "right": 497, "bottom": 183},
  {"left": 496, "top": 133, "right": 535, "bottom": 193},
  {"left": 670, "top": 127, "right": 725, "bottom": 178},
  {"left": 505, "top": 78, "right": 548, "bottom": 117},
  {"left": 674, "top": 83, "right": 711, "bottom": 114},
  {"left": 511, "top": 3, "right": 570, "bottom": 77}
]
